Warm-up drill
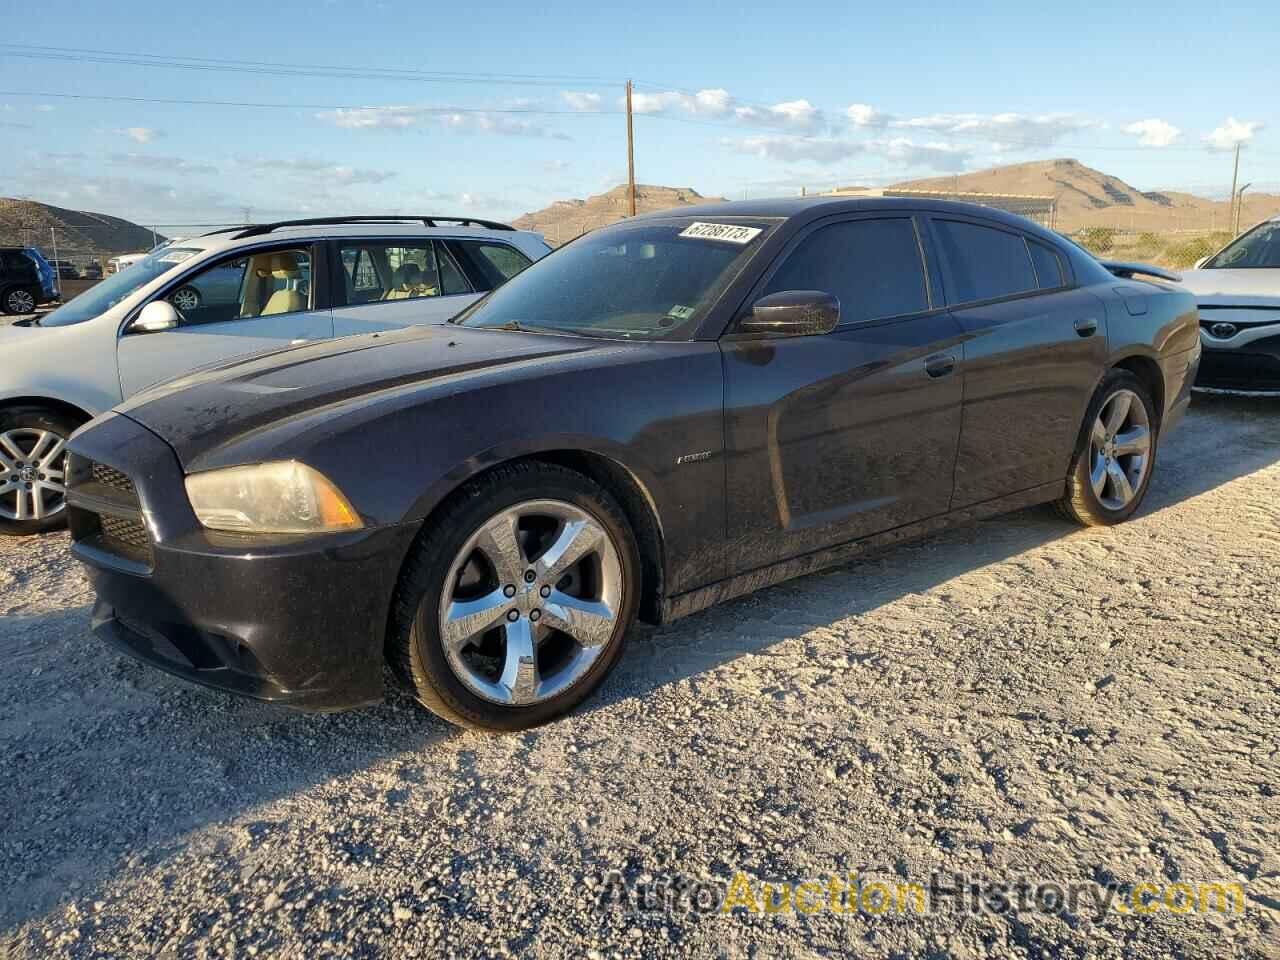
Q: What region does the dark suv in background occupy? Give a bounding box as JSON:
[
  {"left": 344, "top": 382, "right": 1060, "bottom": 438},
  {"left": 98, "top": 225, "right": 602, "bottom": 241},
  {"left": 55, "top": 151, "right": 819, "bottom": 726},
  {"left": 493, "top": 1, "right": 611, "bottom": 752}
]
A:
[{"left": 0, "top": 247, "right": 58, "bottom": 315}]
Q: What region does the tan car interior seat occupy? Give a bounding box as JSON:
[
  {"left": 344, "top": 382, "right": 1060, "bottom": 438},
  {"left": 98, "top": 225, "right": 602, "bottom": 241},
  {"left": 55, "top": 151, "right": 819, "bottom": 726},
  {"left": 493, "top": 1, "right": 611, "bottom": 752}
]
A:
[{"left": 259, "top": 253, "right": 307, "bottom": 316}]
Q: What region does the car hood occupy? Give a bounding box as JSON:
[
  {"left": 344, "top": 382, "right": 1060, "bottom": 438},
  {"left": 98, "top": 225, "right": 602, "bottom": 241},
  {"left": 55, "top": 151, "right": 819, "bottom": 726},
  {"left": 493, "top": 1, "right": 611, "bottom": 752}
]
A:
[
  {"left": 117, "top": 324, "right": 601, "bottom": 466},
  {"left": 1177, "top": 269, "right": 1280, "bottom": 306}
]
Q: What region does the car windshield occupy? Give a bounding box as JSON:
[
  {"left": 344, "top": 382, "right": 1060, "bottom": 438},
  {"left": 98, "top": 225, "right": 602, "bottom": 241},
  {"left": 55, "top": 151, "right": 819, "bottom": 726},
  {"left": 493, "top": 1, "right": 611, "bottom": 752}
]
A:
[
  {"left": 38, "top": 247, "right": 204, "bottom": 327},
  {"left": 1205, "top": 221, "right": 1280, "bottom": 269},
  {"left": 453, "top": 219, "right": 774, "bottom": 339}
]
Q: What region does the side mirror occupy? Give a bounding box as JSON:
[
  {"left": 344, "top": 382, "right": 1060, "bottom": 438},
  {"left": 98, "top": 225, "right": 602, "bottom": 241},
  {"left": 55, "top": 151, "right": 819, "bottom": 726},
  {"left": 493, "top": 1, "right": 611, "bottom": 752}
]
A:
[
  {"left": 131, "top": 300, "right": 179, "bottom": 334},
  {"left": 737, "top": 290, "right": 840, "bottom": 338}
]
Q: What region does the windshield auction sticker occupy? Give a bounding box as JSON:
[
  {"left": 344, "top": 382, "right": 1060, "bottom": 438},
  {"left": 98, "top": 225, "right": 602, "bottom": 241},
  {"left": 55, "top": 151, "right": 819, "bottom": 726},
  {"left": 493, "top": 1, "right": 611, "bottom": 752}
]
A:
[{"left": 678, "top": 222, "right": 763, "bottom": 244}]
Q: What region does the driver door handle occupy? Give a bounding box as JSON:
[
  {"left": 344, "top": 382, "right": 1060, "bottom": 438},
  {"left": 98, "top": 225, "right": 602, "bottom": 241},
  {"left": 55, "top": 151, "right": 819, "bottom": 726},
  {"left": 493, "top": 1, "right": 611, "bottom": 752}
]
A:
[{"left": 925, "top": 354, "right": 956, "bottom": 379}]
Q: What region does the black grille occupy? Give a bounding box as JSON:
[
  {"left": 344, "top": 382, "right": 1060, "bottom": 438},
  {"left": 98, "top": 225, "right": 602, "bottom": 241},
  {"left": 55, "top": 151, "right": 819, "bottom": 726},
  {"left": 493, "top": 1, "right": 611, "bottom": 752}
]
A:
[
  {"left": 100, "top": 514, "right": 148, "bottom": 550},
  {"left": 91, "top": 462, "right": 135, "bottom": 494}
]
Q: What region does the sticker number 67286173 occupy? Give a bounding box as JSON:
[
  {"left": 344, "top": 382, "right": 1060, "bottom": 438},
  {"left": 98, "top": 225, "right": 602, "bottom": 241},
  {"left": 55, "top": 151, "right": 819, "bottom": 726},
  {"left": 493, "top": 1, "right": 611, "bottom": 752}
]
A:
[{"left": 677, "top": 222, "right": 763, "bottom": 244}]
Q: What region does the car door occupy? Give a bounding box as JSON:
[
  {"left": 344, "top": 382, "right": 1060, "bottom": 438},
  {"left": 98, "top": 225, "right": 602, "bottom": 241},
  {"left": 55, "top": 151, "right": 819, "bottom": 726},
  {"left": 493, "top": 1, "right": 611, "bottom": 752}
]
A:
[
  {"left": 116, "top": 243, "right": 334, "bottom": 398},
  {"left": 330, "top": 239, "right": 483, "bottom": 336},
  {"left": 721, "top": 214, "right": 966, "bottom": 574},
  {"left": 927, "top": 216, "right": 1108, "bottom": 507}
]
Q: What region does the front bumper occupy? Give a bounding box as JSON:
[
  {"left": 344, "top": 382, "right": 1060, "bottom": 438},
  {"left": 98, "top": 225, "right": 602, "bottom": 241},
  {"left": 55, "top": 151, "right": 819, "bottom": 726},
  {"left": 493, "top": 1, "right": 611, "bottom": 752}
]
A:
[{"left": 67, "top": 413, "right": 420, "bottom": 711}]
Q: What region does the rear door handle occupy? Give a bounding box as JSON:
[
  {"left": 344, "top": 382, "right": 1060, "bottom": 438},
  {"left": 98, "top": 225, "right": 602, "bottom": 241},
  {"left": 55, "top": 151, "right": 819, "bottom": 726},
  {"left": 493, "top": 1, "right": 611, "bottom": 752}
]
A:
[
  {"left": 1074, "top": 317, "right": 1098, "bottom": 337},
  {"left": 925, "top": 354, "right": 956, "bottom": 378}
]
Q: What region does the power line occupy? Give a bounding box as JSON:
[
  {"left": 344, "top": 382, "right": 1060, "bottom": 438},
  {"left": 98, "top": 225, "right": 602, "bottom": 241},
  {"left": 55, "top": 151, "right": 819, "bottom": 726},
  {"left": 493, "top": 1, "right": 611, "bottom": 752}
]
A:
[
  {"left": 0, "top": 89, "right": 617, "bottom": 116},
  {"left": 0, "top": 44, "right": 617, "bottom": 89}
]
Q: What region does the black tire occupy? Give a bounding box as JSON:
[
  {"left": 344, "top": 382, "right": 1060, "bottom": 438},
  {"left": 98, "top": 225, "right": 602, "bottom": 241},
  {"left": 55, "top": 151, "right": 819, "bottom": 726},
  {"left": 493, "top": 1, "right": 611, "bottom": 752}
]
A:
[
  {"left": 1056, "top": 369, "right": 1158, "bottom": 526},
  {"left": 1, "top": 285, "right": 38, "bottom": 316},
  {"left": 0, "top": 406, "right": 80, "bottom": 536},
  {"left": 388, "top": 461, "right": 641, "bottom": 731}
]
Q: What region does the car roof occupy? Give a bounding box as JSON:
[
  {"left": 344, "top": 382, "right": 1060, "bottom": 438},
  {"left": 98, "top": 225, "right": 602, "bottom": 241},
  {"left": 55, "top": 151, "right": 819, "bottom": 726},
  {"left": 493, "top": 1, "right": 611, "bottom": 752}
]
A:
[
  {"left": 181, "top": 221, "right": 541, "bottom": 255},
  {"left": 635, "top": 194, "right": 1045, "bottom": 227}
]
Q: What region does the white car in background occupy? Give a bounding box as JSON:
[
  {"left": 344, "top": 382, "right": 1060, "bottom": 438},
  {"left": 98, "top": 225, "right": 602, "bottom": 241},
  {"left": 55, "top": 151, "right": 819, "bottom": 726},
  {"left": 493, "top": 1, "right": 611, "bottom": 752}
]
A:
[
  {"left": 0, "top": 215, "right": 550, "bottom": 535},
  {"left": 1178, "top": 217, "right": 1280, "bottom": 391}
]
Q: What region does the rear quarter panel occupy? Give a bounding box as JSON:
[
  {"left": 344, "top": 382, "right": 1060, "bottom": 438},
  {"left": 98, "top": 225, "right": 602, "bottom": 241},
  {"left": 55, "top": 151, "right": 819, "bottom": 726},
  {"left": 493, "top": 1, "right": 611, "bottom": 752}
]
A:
[{"left": 1103, "top": 281, "right": 1200, "bottom": 423}]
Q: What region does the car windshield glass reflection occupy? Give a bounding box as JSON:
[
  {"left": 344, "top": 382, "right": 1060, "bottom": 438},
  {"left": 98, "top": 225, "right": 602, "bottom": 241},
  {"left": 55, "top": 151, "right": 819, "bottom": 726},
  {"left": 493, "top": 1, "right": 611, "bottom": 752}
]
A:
[
  {"left": 1207, "top": 222, "right": 1280, "bottom": 269},
  {"left": 455, "top": 221, "right": 772, "bottom": 340},
  {"left": 38, "top": 248, "right": 203, "bottom": 327}
]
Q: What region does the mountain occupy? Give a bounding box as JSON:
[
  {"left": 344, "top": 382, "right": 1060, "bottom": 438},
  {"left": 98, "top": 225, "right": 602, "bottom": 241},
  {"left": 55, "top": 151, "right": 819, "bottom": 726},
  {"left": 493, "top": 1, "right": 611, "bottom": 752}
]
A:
[
  {"left": 0, "top": 198, "right": 162, "bottom": 259},
  {"left": 889, "top": 159, "right": 1279, "bottom": 233},
  {"left": 512, "top": 184, "right": 726, "bottom": 245}
]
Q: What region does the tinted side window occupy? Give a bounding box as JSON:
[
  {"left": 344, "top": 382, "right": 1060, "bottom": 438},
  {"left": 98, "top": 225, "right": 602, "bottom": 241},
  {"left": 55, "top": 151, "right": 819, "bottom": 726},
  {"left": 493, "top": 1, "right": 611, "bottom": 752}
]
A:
[
  {"left": 763, "top": 219, "right": 929, "bottom": 325},
  {"left": 1028, "top": 240, "right": 1065, "bottom": 289},
  {"left": 934, "top": 220, "right": 1037, "bottom": 304}
]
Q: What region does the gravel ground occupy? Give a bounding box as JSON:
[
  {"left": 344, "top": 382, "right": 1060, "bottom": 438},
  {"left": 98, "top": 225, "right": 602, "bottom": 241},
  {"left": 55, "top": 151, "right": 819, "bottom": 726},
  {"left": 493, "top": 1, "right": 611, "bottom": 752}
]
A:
[{"left": 1, "top": 393, "right": 1278, "bottom": 959}]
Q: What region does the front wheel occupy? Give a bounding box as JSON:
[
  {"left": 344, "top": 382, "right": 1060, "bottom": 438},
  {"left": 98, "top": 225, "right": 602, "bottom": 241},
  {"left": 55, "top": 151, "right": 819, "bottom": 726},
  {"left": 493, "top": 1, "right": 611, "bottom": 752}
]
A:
[
  {"left": 0, "top": 407, "right": 77, "bottom": 535},
  {"left": 388, "top": 461, "right": 641, "bottom": 731},
  {"left": 1057, "top": 370, "right": 1158, "bottom": 526}
]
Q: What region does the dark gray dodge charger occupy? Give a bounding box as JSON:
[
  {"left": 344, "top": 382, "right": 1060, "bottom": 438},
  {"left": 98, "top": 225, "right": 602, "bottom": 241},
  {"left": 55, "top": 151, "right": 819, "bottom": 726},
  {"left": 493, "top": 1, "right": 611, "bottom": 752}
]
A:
[{"left": 65, "top": 197, "right": 1201, "bottom": 730}]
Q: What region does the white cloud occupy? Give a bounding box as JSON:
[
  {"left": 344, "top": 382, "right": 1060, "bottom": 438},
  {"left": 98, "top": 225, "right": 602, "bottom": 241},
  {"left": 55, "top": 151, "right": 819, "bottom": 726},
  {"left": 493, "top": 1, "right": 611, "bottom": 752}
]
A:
[
  {"left": 727, "top": 132, "right": 971, "bottom": 172},
  {"left": 315, "top": 105, "right": 566, "bottom": 138},
  {"left": 873, "top": 137, "right": 971, "bottom": 171},
  {"left": 889, "top": 111, "right": 1095, "bottom": 149},
  {"left": 1203, "top": 116, "right": 1263, "bottom": 151},
  {"left": 1122, "top": 118, "right": 1182, "bottom": 148},
  {"left": 440, "top": 112, "right": 569, "bottom": 140},
  {"left": 121, "top": 127, "right": 161, "bottom": 144},
  {"left": 110, "top": 153, "right": 219, "bottom": 175},
  {"left": 729, "top": 134, "right": 861, "bottom": 163},
  {"left": 625, "top": 88, "right": 820, "bottom": 131},
  {"left": 237, "top": 156, "right": 397, "bottom": 185},
  {"left": 34, "top": 104, "right": 55, "bottom": 113},
  {"left": 317, "top": 106, "right": 420, "bottom": 129},
  {"left": 630, "top": 90, "right": 687, "bottom": 114},
  {"left": 560, "top": 91, "right": 602, "bottom": 112},
  {"left": 846, "top": 103, "right": 888, "bottom": 128}
]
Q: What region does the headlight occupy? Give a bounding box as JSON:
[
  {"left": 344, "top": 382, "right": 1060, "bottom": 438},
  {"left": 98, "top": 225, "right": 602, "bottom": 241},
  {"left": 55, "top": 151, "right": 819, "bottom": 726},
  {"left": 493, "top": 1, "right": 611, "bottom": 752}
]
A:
[{"left": 185, "top": 461, "right": 362, "bottom": 534}]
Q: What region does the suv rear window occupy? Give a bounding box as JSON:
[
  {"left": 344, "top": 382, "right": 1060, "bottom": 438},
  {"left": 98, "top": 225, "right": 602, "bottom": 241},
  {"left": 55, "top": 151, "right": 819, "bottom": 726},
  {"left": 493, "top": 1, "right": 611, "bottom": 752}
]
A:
[{"left": 934, "top": 220, "right": 1037, "bottom": 304}]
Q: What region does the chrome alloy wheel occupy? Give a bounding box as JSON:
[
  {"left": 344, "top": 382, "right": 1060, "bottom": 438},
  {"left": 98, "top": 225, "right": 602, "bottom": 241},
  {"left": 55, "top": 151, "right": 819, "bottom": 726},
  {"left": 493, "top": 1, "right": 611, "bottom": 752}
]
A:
[
  {"left": 0, "top": 428, "right": 68, "bottom": 521},
  {"left": 170, "top": 286, "right": 200, "bottom": 312},
  {"left": 5, "top": 288, "right": 36, "bottom": 314},
  {"left": 1089, "top": 388, "right": 1151, "bottom": 511},
  {"left": 438, "top": 499, "right": 622, "bottom": 706}
]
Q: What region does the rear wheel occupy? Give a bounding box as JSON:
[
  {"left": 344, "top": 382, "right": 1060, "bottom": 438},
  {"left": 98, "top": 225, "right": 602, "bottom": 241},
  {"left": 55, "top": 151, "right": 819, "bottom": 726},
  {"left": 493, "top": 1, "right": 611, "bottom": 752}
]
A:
[
  {"left": 1057, "top": 370, "right": 1157, "bottom": 526},
  {"left": 2, "top": 286, "right": 37, "bottom": 315},
  {"left": 388, "top": 461, "right": 640, "bottom": 731},
  {"left": 0, "top": 407, "right": 77, "bottom": 535}
]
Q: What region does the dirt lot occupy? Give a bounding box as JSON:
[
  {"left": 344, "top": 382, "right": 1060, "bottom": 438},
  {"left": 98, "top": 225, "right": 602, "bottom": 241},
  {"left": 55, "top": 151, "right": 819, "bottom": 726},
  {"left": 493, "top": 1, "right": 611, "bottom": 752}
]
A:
[{"left": 1, "top": 394, "right": 1277, "bottom": 959}]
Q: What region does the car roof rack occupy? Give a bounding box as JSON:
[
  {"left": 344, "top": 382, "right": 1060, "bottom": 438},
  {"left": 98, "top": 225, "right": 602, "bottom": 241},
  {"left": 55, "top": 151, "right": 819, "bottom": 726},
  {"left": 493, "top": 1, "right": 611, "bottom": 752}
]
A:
[{"left": 232, "top": 215, "right": 516, "bottom": 239}]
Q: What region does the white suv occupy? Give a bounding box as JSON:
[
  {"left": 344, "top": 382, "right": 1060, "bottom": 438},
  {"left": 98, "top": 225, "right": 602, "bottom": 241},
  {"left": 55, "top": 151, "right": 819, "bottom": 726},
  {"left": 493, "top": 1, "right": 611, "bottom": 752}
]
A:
[{"left": 0, "top": 215, "right": 550, "bottom": 535}]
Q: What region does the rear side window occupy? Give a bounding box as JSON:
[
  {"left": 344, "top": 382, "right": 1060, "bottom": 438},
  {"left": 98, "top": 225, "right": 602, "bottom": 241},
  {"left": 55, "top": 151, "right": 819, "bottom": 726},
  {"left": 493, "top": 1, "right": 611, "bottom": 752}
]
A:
[
  {"left": 763, "top": 218, "right": 929, "bottom": 325},
  {"left": 934, "top": 220, "right": 1037, "bottom": 304},
  {"left": 1028, "top": 240, "right": 1066, "bottom": 289},
  {"left": 451, "top": 241, "right": 533, "bottom": 289}
]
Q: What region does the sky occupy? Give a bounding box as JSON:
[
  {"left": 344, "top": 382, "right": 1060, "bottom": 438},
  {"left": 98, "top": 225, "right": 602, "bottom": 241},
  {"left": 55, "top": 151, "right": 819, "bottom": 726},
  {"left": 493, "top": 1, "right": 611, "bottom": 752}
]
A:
[{"left": 1, "top": 0, "right": 1276, "bottom": 229}]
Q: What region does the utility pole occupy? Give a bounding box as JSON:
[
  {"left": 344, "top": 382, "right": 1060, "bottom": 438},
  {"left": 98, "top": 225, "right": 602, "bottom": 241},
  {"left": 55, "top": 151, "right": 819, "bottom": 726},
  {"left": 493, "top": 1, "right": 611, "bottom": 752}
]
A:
[
  {"left": 1236, "top": 183, "right": 1253, "bottom": 235},
  {"left": 625, "top": 80, "right": 636, "bottom": 217},
  {"left": 1228, "top": 143, "right": 1240, "bottom": 236}
]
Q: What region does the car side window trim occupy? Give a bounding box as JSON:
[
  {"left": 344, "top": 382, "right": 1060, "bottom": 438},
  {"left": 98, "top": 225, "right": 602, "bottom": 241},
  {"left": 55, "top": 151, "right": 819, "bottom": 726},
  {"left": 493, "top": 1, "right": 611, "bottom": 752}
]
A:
[
  {"left": 328, "top": 238, "right": 476, "bottom": 309},
  {"left": 926, "top": 214, "right": 1077, "bottom": 310},
  {"left": 119, "top": 241, "right": 321, "bottom": 336},
  {"left": 736, "top": 212, "right": 948, "bottom": 334}
]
